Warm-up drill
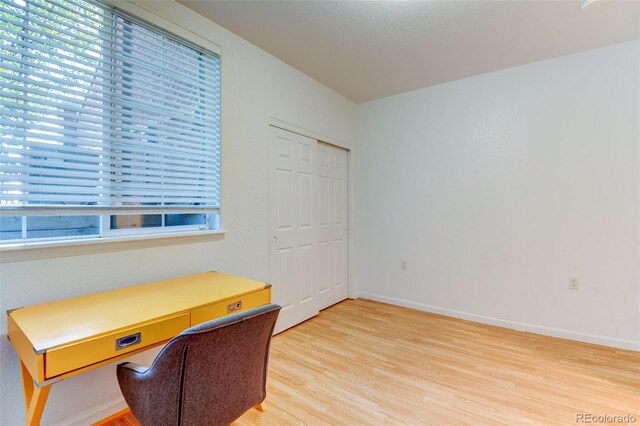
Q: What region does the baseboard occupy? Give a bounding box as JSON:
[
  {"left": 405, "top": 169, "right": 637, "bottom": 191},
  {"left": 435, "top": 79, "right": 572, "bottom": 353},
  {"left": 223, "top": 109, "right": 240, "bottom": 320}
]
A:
[
  {"left": 54, "top": 397, "right": 127, "bottom": 426},
  {"left": 354, "top": 292, "right": 640, "bottom": 352}
]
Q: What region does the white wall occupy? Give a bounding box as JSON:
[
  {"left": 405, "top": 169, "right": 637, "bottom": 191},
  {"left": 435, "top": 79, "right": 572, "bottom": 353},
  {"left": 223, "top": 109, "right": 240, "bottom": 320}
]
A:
[
  {"left": 0, "top": 1, "right": 356, "bottom": 424},
  {"left": 355, "top": 41, "right": 640, "bottom": 351}
]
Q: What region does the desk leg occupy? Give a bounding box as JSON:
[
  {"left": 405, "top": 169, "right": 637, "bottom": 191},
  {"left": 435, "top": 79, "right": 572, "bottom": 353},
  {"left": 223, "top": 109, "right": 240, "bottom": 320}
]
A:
[
  {"left": 20, "top": 362, "right": 34, "bottom": 417},
  {"left": 20, "top": 361, "right": 51, "bottom": 426},
  {"left": 25, "top": 385, "right": 51, "bottom": 426}
]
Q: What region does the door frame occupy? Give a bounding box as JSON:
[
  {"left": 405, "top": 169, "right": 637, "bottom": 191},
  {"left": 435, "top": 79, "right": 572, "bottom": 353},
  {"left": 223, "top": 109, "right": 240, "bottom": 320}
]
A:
[{"left": 267, "top": 118, "right": 354, "bottom": 306}]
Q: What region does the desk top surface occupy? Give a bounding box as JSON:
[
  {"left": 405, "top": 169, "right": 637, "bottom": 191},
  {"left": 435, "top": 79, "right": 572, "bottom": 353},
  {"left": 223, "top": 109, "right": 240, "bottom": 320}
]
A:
[{"left": 9, "top": 272, "right": 267, "bottom": 352}]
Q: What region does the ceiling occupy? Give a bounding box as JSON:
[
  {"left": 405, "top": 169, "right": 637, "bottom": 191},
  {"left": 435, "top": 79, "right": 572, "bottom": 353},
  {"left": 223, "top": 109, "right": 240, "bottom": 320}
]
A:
[{"left": 178, "top": 0, "right": 640, "bottom": 103}]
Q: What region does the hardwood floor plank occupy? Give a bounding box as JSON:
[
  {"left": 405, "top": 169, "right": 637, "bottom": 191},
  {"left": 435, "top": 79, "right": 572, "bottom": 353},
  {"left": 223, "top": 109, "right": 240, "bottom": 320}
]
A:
[{"left": 103, "top": 299, "right": 640, "bottom": 425}]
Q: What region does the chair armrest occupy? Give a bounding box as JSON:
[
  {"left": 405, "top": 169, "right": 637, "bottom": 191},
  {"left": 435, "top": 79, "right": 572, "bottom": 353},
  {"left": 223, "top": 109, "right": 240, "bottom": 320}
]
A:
[
  {"left": 117, "top": 351, "right": 183, "bottom": 425},
  {"left": 118, "top": 362, "right": 149, "bottom": 374}
]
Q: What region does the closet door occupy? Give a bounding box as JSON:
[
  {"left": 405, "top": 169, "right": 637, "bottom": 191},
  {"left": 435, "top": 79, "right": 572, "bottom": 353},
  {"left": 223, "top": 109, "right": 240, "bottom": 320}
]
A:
[
  {"left": 269, "top": 127, "right": 319, "bottom": 333},
  {"left": 316, "top": 142, "right": 349, "bottom": 310}
]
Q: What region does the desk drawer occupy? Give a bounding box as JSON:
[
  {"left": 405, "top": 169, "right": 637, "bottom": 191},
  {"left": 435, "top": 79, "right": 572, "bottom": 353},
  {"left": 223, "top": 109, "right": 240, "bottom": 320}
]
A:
[
  {"left": 45, "top": 313, "right": 190, "bottom": 378},
  {"left": 191, "top": 288, "right": 270, "bottom": 326}
]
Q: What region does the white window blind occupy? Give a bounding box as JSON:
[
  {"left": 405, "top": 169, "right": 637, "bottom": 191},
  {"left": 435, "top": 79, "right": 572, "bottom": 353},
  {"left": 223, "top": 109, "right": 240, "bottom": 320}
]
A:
[{"left": 0, "top": 0, "right": 221, "bottom": 216}]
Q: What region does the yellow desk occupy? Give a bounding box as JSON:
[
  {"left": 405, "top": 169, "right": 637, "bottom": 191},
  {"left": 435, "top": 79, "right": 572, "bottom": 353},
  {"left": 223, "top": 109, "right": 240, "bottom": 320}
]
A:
[{"left": 7, "top": 272, "right": 271, "bottom": 426}]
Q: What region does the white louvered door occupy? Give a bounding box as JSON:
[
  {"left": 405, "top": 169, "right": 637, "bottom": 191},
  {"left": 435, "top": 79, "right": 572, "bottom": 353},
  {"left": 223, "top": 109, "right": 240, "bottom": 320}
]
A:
[{"left": 269, "top": 127, "right": 320, "bottom": 333}]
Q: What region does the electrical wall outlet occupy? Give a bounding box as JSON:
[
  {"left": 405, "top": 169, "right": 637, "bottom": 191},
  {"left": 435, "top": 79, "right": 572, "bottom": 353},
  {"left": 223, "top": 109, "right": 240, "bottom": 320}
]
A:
[
  {"left": 401, "top": 260, "right": 408, "bottom": 270},
  {"left": 568, "top": 277, "right": 580, "bottom": 290}
]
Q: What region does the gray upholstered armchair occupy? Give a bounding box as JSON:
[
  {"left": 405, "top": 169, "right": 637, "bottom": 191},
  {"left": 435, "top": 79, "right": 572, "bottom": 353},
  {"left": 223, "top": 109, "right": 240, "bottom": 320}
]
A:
[{"left": 117, "top": 304, "right": 281, "bottom": 426}]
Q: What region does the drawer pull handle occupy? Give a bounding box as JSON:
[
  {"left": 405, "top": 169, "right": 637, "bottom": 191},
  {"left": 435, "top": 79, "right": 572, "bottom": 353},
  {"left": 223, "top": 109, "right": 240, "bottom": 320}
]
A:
[
  {"left": 116, "top": 332, "right": 141, "bottom": 350},
  {"left": 227, "top": 301, "right": 242, "bottom": 313}
]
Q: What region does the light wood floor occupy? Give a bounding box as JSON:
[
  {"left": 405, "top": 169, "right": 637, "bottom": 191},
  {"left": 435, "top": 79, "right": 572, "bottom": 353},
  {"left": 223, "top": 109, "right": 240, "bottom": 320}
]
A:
[{"left": 105, "top": 299, "right": 640, "bottom": 425}]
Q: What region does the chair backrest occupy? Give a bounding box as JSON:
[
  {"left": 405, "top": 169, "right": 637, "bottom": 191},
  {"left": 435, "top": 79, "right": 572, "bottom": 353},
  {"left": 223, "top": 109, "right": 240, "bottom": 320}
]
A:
[{"left": 118, "top": 304, "right": 281, "bottom": 426}]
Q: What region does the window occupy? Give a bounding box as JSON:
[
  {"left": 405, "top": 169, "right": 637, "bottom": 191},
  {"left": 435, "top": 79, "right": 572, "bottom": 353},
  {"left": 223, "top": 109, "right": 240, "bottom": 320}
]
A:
[{"left": 0, "top": 0, "right": 221, "bottom": 246}]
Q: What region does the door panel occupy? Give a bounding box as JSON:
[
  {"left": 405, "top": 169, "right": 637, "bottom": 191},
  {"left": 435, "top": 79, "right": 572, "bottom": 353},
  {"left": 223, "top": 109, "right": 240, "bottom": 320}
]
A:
[
  {"left": 334, "top": 238, "right": 346, "bottom": 291},
  {"left": 317, "top": 241, "right": 330, "bottom": 296},
  {"left": 317, "top": 142, "right": 349, "bottom": 310},
  {"left": 274, "top": 247, "right": 294, "bottom": 317},
  {"left": 276, "top": 170, "right": 292, "bottom": 231},
  {"left": 299, "top": 244, "right": 315, "bottom": 302},
  {"left": 270, "top": 127, "right": 320, "bottom": 333},
  {"left": 299, "top": 172, "right": 313, "bottom": 228}
]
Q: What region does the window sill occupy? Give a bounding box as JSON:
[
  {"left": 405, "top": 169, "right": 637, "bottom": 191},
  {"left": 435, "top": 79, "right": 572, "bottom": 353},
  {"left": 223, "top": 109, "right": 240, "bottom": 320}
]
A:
[{"left": 0, "top": 230, "right": 225, "bottom": 263}]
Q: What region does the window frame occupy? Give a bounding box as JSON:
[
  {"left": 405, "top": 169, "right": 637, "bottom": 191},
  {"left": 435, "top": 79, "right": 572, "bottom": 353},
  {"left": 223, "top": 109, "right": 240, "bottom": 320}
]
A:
[
  {"left": 100, "top": 213, "right": 214, "bottom": 237},
  {"left": 0, "top": 0, "right": 224, "bottom": 250}
]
